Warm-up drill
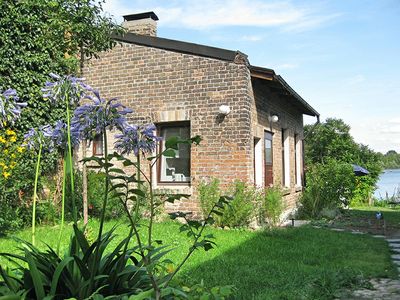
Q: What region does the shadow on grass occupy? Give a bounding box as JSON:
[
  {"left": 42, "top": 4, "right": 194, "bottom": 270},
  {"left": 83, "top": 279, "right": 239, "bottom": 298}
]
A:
[{"left": 179, "top": 227, "right": 396, "bottom": 300}]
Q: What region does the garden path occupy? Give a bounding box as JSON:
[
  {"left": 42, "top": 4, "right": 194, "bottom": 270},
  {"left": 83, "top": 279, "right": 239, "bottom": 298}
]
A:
[{"left": 339, "top": 232, "right": 400, "bottom": 299}]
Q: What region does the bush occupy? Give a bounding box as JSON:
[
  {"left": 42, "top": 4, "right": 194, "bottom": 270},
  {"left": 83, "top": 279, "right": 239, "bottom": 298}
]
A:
[
  {"left": 0, "top": 127, "right": 36, "bottom": 233},
  {"left": 199, "top": 179, "right": 257, "bottom": 228},
  {"left": 300, "top": 159, "right": 355, "bottom": 218},
  {"left": 260, "top": 186, "right": 284, "bottom": 227},
  {"left": 223, "top": 181, "right": 256, "bottom": 228}
]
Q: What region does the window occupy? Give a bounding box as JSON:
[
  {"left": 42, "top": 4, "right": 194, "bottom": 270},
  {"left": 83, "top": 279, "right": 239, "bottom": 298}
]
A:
[
  {"left": 93, "top": 134, "right": 103, "bottom": 156},
  {"left": 158, "top": 122, "right": 190, "bottom": 183},
  {"left": 264, "top": 132, "right": 273, "bottom": 187},
  {"left": 282, "top": 129, "right": 290, "bottom": 187},
  {"left": 295, "top": 134, "right": 302, "bottom": 186}
]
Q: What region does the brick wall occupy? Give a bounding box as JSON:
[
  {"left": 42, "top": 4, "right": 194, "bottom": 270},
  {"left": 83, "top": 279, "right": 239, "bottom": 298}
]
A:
[
  {"left": 250, "top": 78, "right": 304, "bottom": 210},
  {"left": 81, "top": 42, "right": 253, "bottom": 216}
]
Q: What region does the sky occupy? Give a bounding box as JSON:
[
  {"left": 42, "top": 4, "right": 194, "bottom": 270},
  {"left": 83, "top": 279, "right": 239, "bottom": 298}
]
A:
[{"left": 103, "top": 0, "right": 400, "bottom": 153}]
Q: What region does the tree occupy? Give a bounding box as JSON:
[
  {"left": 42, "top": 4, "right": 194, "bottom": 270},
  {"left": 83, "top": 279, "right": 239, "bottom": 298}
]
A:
[
  {"left": 0, "top": 0, "right": 122, "bottom": 227},
  {"left": 304, "top": 118, "right": 358, "bottom": 165},
  {"left": 303, "top": 118, "right": 382, "bottom": 207},
  {"left": 381, "top": 150, "right": 400, "bottom": 169}
]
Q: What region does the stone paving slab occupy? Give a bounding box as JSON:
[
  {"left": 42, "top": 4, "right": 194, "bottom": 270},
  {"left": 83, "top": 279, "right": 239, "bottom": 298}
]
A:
[
  {"left": 341, "top": 278, "right": 400, "bottom": 299},
  {"left": 391, "top": 254, "right": 400, "bottom": 260},
  {"left": 340, "top": 235, "right": 400, "bottom": 299},
  {"left": 372, "top": 235, "right": 385, "bottom": 238},
  {"left": 387, "top": 239, "right": 400, "bottom": 242}
]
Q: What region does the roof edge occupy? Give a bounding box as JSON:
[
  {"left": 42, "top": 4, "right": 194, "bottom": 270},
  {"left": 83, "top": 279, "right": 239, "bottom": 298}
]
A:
[
  {"left": 249, "top": 65, "right": 319, "bottom": 117},
  {"left": 274, "top": 75, "right": 320, "bottom": 117},
  {"left": 111, "top": 32, "right": 240, "bottom": 62}
]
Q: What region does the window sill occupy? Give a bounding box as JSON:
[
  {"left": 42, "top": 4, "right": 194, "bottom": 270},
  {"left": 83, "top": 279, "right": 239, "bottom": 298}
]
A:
[
  {"left": 154, "top": 185, "right": 192, "bottom": 196},
  {"left": 282, "top": 187, "right": 291, "bottom": 196}
]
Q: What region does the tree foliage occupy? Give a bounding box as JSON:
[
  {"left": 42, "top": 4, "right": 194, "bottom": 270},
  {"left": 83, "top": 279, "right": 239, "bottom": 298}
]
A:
[
  {"left": 303, "top": 118, "right": 382, "bottom": 209},
  {"left": 380, "top": 150, "right": 400, "bottom": 169},
  {"left": 0, "top": 0, "right": 122, "bottom": 133},
  {"left": 0, "top": 0, "right": 122, "bottom": 230}
]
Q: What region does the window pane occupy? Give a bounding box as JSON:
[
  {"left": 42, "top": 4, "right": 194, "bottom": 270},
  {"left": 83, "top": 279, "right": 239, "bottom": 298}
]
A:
[
  {"left": 264, "top": 132, "right": 272, "bottom": 164},
  {"left": 160, "top": 124, "right": 190, "bottom": 182},
  {"left": 93, "top": 134, "right": 103, "bottom": 156}
]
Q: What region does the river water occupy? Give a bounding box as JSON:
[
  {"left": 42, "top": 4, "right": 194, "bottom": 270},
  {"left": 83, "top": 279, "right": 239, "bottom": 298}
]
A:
[{"left": 374, "top": 169, "right": 400, "bottom": 199}]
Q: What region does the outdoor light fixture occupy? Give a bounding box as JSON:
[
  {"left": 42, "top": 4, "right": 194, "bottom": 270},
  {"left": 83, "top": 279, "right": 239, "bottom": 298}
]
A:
[
  {"left": 218, "top": 105, "right": 231, "bottom": 116},
  {"left": 269, "top": 114, "right": 279, "bottom": 123}
]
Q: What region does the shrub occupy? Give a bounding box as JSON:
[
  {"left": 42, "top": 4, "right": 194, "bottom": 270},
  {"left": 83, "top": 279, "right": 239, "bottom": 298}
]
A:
[
  {"left": 199, "top": 178, "right": 222, "bottom": 224},
  {"left": 0, "top": 127, "right": 36, "bottom": 233},
  {"left": 199, "top": 179, "right": 257, "bottom": 228},
  {"left": 223, "top": 181, "right": 256, "bottom": 228},
  {"left": 260, "top": 186, "right": 284, "bottom": 227},
  {"left": 87, "top": 171, "right": 124, "bottom": 219},
  {"left": 300, "top": 159, "right": 355, "bottom": 218}
]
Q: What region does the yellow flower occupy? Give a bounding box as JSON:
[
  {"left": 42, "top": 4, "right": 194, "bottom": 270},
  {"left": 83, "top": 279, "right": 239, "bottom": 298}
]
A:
[
  {"left": 10, "top": 161, "right": 16, "bottom": 169},
  {"left": 11, "top": 153, "right": 16, "bottom": 159},
  {"left": 3, "top": 171, "right": 10, "bottom": 179},
  {"left": 0, "top": 136, "right": 5, "bottom": 143},
  {"left": 17, "top": 146, "right": 25, "bottom": 153},
  {"left": 5, "top": 129, "right": 16, "bottom": 136},
  {"left": 9, "top": 136, "right": 17, "bottom": 143},
  {"left": 166, "top": 264, "right": 175, "bottom": 273},
  {"left": 4, "top": 149, "right": 8, "bottom": 154}
]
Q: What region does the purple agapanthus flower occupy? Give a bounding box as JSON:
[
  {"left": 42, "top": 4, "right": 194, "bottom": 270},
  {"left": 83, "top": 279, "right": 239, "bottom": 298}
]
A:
[
  {"left": 24, "top": 125, "right": 53, "bottom": 151},
  {"left": 0, "top": 88, "right": 27, "bottom": 128},
  {"left": 42, "top": 73, "right": 91, "bottom": 106},
  {"left": 71, "top": 90, "right": 133, "bottom": 141},
  {"left": 115, "top": 124, "right": 161, "bottom": 156},
  {"left": 50, "top": 120, "right": 80, "bottom": 151}
]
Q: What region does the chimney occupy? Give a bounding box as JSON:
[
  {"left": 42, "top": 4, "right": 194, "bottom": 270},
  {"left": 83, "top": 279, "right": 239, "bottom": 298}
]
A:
[{"left": 122, "top": 11, "right": 159, "bottom": 37}]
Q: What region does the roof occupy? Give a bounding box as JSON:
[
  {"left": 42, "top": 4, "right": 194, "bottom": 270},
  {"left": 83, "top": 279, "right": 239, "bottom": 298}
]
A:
[
  {"left": 111, "top": 32, "right": 240, "bottom": 62},
  {"left": 249, "top": 66, "right": 319, "bottom": 117},
  {"left": 110, "top": 32, "right": 319, "bottom": 117}
]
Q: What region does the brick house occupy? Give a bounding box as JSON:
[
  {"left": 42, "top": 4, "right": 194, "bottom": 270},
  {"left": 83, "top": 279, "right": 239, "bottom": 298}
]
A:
[{"left": 81, "top": 12, "right": 319, "bottom": 216}]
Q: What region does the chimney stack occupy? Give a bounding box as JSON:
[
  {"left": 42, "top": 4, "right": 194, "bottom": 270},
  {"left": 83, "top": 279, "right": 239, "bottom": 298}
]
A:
[{"left": 122, "top": 11, "right": 159, "bottom": 37}]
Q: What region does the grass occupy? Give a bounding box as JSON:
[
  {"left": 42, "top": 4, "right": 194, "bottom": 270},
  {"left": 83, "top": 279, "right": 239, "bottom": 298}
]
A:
[{"left": 0, "top": 218, "right": 396, "bottom": 299}]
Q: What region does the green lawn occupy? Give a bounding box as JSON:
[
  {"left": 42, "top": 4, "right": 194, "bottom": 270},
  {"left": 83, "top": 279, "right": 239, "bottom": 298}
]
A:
[{"left": 0, "top": 219, "right": 396, "bottom": 299}]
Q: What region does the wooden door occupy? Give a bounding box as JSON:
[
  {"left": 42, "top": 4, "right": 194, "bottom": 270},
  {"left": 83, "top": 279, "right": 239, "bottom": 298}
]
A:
[{"left": 264, "top": 132, "right": 273, "bottom": 187}]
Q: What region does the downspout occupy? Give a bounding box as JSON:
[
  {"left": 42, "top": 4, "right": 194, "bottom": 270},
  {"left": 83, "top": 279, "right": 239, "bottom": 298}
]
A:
[{"left": 302, "top": 114, "right": 320, "bottom": 187}]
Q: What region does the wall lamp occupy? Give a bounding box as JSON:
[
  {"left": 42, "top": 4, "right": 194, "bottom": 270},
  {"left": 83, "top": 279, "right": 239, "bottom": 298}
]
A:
[
  {"left": 269, "top": 114, "right": 279, "bottom": 123},
  {"left": 218, "top": 105, "right": 231, "bottom": 116}
]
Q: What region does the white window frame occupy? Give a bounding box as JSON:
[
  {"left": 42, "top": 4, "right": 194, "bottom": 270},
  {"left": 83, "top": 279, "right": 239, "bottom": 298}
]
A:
[
  {"left": 282, "top": 129, "right": 290, "bottom": 187},
  {"left": 158, "top": 122, "right": 191, "bottom": 184}
]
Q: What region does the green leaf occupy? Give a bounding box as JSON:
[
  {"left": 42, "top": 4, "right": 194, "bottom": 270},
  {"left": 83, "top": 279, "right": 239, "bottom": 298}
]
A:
[
  {"left": 128, "top": 189, "right": 146, "bottom": 197},
  {"left": 25, "top": 250, "right": 45, "bottom": 300},
  {"left": 73, "top": 225, "right": 90, "bottom": 253},
  {"left": 49, "top": 256, "right": 74, "bottom": 296},
  {"left": 128, "top": 289, "right": 153, "bottom": 300},
  {"left": 165, "top": 136, "right": 180, "bottom": 149},
  {"left": 162, "top": 149, "right": 176, "bottom": 158},
  {"left": 109, "top": 168, "right": 126, "bottom": 174}
]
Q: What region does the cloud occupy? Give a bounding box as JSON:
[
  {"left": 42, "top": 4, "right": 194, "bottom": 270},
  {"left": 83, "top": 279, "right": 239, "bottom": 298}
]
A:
[
  {"left": 388, "top": 118, "right": 400, "bottom": 124},
  {"left": 239, "top": 35, "right": 264, "bottom": 42},
  {"left": 275, "top": 63, "right": 299, "bottom": 70},
  {"left": 104, "top": 0, "right": 341, "bottom": 31},
  {"left": 346, "top": 74, "right": 366, "bottom": 85}
]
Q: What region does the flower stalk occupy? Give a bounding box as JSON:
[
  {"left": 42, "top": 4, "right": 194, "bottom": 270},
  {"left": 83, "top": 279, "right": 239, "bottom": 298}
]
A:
[{"left": 32, "top": 142, "right": 42, "bottom": 246}]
